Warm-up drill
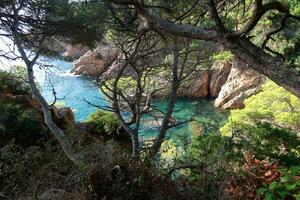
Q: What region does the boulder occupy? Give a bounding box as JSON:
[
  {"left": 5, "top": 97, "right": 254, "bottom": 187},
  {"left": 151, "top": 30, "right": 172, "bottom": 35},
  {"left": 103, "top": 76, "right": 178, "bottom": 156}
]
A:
[
  {"left": 214, "top": 59, "right": 265, "bottom": 109},
  {"left": 51, "top": 106, "right": 75, "bottom": 129},
  {"left": 71, "top": 44, "right": 119, "bottom": 77},
  {"left": 209, "top": 61, "right": 232, "bottom": 98}
]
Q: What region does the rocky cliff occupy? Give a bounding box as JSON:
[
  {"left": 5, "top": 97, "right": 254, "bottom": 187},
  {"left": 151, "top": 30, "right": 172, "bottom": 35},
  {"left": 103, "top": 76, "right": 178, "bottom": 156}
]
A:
[
  {"left": 70, "top": 44, "right": 119, "bottom": 77},
  {"left": 214, "top": 59, "right": 266, "bottom": 109},
  {"left": 64, "top": 44, "right": 265, "bottom": 110}
]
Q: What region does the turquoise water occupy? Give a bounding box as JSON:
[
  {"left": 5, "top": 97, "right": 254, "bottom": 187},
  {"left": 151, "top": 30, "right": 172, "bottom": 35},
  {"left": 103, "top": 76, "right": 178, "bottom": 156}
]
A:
[
  {"left": 36, "top": 58, "right": 228, "bottom": 138},
  {"left": 139, "top": 98, "right": 228, "bottom": 141},
  {"left": 35, "top": 58, "right": 107, "bottom": 121}
]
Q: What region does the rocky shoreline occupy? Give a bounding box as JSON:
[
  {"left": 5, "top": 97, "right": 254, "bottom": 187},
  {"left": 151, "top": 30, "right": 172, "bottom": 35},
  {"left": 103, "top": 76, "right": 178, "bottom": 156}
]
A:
[{"left": 62, "top": 43, "right": 266, "bottom": 110}]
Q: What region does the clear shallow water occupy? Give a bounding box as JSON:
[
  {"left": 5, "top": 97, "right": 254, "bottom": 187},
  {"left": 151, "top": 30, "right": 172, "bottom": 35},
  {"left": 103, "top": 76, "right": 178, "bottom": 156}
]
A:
[
  {"left": 35, "top": 58, "right": 228, "bottom": 139},
  {"left": 35, "top": 58, "right": 107, "bottom": 121},
  {"left": 0, "top": 38, "right": 228, "bottom": 139},
  {"left": 139, "top": 98, "right": 228, "bottom": 141}
]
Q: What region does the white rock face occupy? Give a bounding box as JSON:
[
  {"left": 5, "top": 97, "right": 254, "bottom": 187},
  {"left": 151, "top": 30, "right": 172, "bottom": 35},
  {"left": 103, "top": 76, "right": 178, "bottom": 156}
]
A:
[{"left": 214, "top": 59, "right": 266, "bottom": 109}]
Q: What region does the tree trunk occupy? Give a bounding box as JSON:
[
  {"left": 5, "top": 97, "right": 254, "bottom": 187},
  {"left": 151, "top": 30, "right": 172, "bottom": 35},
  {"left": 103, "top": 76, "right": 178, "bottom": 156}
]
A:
[
  {"left": 26, "top": 65, "right": 85, "bottom": 165},
  {"left": 224, "top": 37, "right": 300, "bottom": 97}
]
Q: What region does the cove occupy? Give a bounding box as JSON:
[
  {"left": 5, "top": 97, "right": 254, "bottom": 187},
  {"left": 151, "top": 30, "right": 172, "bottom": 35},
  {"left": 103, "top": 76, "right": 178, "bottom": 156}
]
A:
[{"left": 36, "top": 58, "right": 228, "bottom": 139}]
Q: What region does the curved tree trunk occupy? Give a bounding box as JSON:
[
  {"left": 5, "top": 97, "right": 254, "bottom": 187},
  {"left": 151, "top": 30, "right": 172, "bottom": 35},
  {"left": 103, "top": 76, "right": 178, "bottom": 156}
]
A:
[
  {"left": 10, "top": 3, "right": 85, "bottom": 165},
  {"left": 224, "top": 37, "right": 300, "bottom": 98},
  {"left": 26, "top": 65, "right": 85, "bottom": 165}
]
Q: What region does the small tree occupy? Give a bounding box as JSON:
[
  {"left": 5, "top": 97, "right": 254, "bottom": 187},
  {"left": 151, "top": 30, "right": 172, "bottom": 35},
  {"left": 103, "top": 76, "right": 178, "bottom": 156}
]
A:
[{"left": 97, "top": 30, "right": 204, "bottom": 158}]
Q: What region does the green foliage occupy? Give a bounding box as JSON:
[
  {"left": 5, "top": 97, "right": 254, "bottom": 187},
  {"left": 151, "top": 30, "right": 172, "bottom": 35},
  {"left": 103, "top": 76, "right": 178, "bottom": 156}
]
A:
[
  {"left": 0, "top": 101, "right": 43, "bottom": 146},
  {"left": 221, "top": 80, "right": 300, "bottom": 165},
  {"left": 45, "top": 0, "right": 107, "bottom": 48},
  {"left": 0, "top": 67, "right": 31, "bottom": 95},
  {"left": 160, "top": 140, "right": 184, "bottom": 168},
  {"left": 88, "top": 110, "right": 121, "bottom": 135},
  {"left": 0, "top": 142, "right": 77, "bottom": 199},
  {"left": 211, "top": 51, "right": 234, "bottom": 62},
  {"left": 256, "top": 166, "right": 300, "bottom": 200},
  {"left": 187, "top": 133, "right": 240, "bottom": 169},
  {"left": 179, "top": 132, "right": 239, "bottom": 199},
  {"left": 221, "top": 80, "right": 300, "bottom": 134}
]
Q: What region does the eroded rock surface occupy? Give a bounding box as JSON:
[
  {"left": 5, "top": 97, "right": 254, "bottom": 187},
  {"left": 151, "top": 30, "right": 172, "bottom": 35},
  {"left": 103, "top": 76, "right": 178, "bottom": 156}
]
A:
[
  {"left": 214, "top": 59, "right": 266, "bottom": 109},
  {"left": 209, "top": 62, "right": 232, "bottom": 98},
  {"left": 178, "top": 70, "right": 210, "bottom": 97},
  {"left": 71, "top": 44, "right": 119, "bottom": 77},
  {"left": 63, "top": 45, "right": 89, "bottom": 60},
  {"left": 51, "top": 106, "right": 75, "bottom": 129}
]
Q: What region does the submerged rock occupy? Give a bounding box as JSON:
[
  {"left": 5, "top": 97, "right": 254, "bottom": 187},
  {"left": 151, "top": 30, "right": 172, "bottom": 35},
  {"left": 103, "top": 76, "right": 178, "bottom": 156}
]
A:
[{"left": 214, "top": 59, "right": 266, "bottom": 109}]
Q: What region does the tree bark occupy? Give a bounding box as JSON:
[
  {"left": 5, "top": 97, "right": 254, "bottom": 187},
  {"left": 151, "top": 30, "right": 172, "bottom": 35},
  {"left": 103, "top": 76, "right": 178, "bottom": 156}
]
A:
[
  {"left": 10, "top": 2, "right": 85, "bottom": 166},
  {"left": 149, "top": 40, "right": 180, "bottom": 158},
  {"left": 224, "top": 37, "right": 300, "bottom": 98}
]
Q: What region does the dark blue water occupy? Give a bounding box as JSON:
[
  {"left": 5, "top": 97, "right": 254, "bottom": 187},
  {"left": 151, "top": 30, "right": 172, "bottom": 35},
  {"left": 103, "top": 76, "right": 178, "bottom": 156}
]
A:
[{"left": 36, "top": 58, "right": 228, "bottom": 139}]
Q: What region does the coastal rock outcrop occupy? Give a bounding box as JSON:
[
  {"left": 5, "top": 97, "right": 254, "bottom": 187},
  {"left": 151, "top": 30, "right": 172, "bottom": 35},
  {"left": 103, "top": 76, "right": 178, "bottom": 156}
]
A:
[
  {"left": 214, "top": 59, "right": 266, "bottom": 109},
  {"left": 63, "top": 44, "right": 89, "bottom": 60},
  {"left": 51, "top": 106, "right": 75, "bottom": 129},
  {"left": 178, "top": 71, "right": 210, "bottom": 97},
  {"left": 71, "top": 44, "right": 119, "bottom": 77},
  {"left": 68, "top": 41, "right": 266, "bottom": 110},
  {"left": 209, "top": 61, "right": 232, "bottom": 98}
]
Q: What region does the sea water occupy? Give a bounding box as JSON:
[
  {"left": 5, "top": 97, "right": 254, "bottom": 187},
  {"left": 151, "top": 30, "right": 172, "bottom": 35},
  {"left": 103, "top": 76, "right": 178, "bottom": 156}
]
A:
[{"left": 35, "top": 58, "right": 228, "bottom": 140}]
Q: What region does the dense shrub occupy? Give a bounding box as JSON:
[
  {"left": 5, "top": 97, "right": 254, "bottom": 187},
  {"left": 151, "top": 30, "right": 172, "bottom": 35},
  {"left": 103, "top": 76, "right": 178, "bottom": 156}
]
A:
[
  {"left": 220, "top": 80, "right": 300, "bottom": 165},
  {"left": 0, "top": 101, "right": 44, "bottom": 146},
  {"left": 0, "top": 142, "right": 81, "bottom": 200},
  {"left": 87, "top": 110, "right": 131, "bottom": 143},
  {"left": 181, "top": 132, "right": 239, "bottom": 199},
  {"left": 88, "top": 110, "right": 121, "bottom": 134},
  {"left": 0, "top": 66, "right": 31, "bottom": 95}
]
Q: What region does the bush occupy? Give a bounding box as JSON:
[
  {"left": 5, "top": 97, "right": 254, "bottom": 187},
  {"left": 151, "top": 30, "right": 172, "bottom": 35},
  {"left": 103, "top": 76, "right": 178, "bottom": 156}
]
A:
[
  {"left": 256, "top": 165, "right": 300, "bottom": 200},
  {"left": 88, "top": 110, "right": 121, "bottom": 135},
  {"left": 0, "top": 141, "right": 79, "bottom": 199},
  {"left": 220, "top": 80, "right": 300, "bottom": 165},
  {"left": 0, "top": 66, "right": 31, "bottom": 95},
  {"left": 0, "top": 101, "right": 44, "bottom": 146}
]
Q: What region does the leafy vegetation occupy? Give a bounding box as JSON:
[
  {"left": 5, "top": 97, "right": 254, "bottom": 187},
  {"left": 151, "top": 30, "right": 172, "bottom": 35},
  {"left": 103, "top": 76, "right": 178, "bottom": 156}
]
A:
[
  {"left": 221, "top": 80, "right": 300, "bottom": 165},
  {"left": 0, "top": 101, "right": 44, "bottom": 146},
  {"left": 0, "top": 67, "right": 31, "bottom": 95},
  {"left": 1, "top": 0, "right": 300, "bottom": 199},
  {"left": 88, "top": 110, "right": 121, "bottom": 135},
  {"left": 256, "top": 166, "right": 300, "bottom": 200}
]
